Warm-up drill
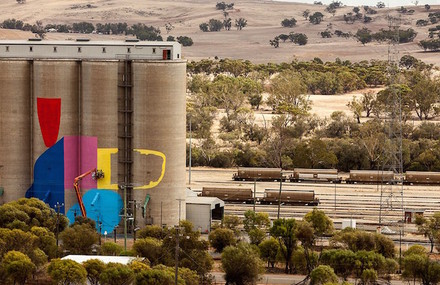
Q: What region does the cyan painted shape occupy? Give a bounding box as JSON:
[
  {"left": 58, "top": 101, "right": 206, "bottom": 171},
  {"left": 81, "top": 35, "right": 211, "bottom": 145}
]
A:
[{"left": 66, "top": 189, "right": 123, "bottom": 234}]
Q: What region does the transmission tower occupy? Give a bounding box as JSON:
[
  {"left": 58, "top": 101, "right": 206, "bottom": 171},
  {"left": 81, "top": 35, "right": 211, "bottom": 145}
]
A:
[{"left": 378, "top": 12, "right": 405, "bottom": 232}]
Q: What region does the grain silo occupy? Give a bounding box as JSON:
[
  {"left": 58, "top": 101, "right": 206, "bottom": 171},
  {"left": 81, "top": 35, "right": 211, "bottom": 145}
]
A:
[{"left": 0, "top": 39, "right": 186, "bottom": 232}]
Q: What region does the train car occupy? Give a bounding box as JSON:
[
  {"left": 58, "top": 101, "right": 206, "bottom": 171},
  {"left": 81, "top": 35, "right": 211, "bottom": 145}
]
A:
[
  {"left": 346, "top": 170, "right": 395, "bottom": 184},
  {"left": 201, "top": 187, "right": 253, "bottom": 203},
  {"left": 233, "top": 167, "right": 289, "bottom": 181},
  {"left": 291, "top": 168, "right": 340, "bottom": 183},
  {"left": 261, "top": 189, "right": 319, "bottom": 206},
  {"left": 404, "top": 171, "right": 440, "bottom": 185}
]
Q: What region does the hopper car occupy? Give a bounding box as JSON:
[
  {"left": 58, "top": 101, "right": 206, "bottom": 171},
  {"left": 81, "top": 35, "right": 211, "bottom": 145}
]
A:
[
  {"left": 233, "top": 167, "right": 440, "bottom": 185},
  {"left": 261, "top": 189, "right": 319, "bottom": 206},
  {"left": 291, "top": 168, "right": 341, "bottom": 183},
  {"left": 233, "top": 167, "right": 290, "bottom": 181},
  {"left": 345, "top": 170, "right": 396, "bottom": 184},
  {"left": 404, "top": 171, "right": 440, "bottom": 185},
  {"left": 201, "top": 187, "right": 319, "bottom": 206},
  {"left": 201, "top": 187, "right": 253, "bottom": 203}
]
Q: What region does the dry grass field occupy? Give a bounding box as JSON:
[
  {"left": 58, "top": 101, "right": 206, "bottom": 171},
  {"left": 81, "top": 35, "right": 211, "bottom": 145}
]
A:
[{"left": 0, "top": 0, "right": 439, "bottom": 65}]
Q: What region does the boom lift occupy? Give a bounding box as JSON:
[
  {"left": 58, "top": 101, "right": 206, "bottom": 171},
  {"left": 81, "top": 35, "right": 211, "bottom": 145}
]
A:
[{"left": 73, "top": 168, "right": 104, "bottom": 217}]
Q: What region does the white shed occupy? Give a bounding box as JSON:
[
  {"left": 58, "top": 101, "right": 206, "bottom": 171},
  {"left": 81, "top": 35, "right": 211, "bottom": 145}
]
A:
[{"left": 186, "top": 193, "right": 224, "bottom": 233}]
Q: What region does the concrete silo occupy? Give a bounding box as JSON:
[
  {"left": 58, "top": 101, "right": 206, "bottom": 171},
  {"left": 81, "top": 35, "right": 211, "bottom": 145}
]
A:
[{"left": 0, "top": 39, "right": 186, "bottom": 231}]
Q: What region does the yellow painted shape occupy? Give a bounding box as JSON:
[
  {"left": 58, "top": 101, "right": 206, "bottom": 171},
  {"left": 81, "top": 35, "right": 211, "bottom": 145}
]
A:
[
  {"left": 97, "top": 148, "right": 118, "bottom": 190},
  {"left": 134, "top": 149, "right": 166, "bottom": 190}
]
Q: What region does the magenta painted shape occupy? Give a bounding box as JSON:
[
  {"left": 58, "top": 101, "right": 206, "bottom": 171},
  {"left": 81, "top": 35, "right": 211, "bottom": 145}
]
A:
[
  {"left": 37, "top": 98, "right": 61, "bottom": 148},
  {"left": 64, "top": 136, "right": 98, "bottom": 190}
]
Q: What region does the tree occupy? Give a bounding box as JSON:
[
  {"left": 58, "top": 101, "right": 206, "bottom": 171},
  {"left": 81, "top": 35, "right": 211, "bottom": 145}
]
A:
[
  {"left": 425, "top": 4, "right": 431, "bottom": 10},
  {"left": 208, "top": 228, "right": 237, "bottom": 252},
  {"left": 1, "top": 251, "right": 35, "bottom": 285},
  {"left": 221, "top": 242, "right": 264, "bottom": 285},
  {"left": 304, "top": 208, "right": 334, "bottom": 237},
  {"left": 243, "top": 210, "right": 270, "bottom": 245},
  {"left": 99, "top": 263, "right": 134, "bottom": 285},
  {"left": 355, "top": 27, "right": 372, "bottom": 45},
  {"left": 259, "top": 238, "right": 279, "bottom": 268},
  {"left": 303, "top": 10, "right": 311, "bottom": 20},
  {"left": 310, "top": 265, "right": 339, "bottom": 285},
  {"left": 291, "top": 33, "right": 308, "bottom": 45},
  {"left": 270, "top": 36, "right": 280, "bottom": 48},
  {"left": 199, "top": 23, "right": 209, "bottom": 32},
  {"left": 83, "top": 259, "right": 106, "bottom": 285},
  {"left": 309, "top": 12, "right": 324, "bottom": 24},
  {"left": 268, "top": 70, "right": 309, "bottom": 115},
  {"left": 408, "top": 75, "right": 440, "bottom": 120},
  {"left": 415, "top": 212, "right": 440, "bottom": 253},
  {"left": 347, "top": 96, "right": 363, "bottom": 123},
  {"left": 177, "top": 36, "right": 193, "bottom": 47},
  {"left": 235, "top": 18, "right": 247, "bottom": 30},
  {"left": 321, "top": 249, "right": 356, "bottom": 280},
  {"left": 133, "top": 237, "right": 164, "bottom": 265},
  {"left": 59, "top": 223, "right": 98, "bottom": 254},
  {"left": 137, "top": 225, "right": 167, "bottom": 240},
  {"left": 281, "top": 18, "right": 297, "bottom": 27},
  {"left": 48, "top": 259, "right": 87, "bottom": 285},
  {"left": 0, "top": 198, "right": 68, "bottom": 233},
  {"left": 402, "top": 250, "right": 440, "bottom": 285},
  {"left": 223, "top": 18, "right": 232, "bottom": 30},
  {"left": 31, "top": 226, "right": 57, "bottom": 259},
  {"left": 165, "top": 22, "right": 174, "bottom": 34},
  {"left": 270, "top": 219, "right": 297, "bottom": 273},
  {"left": 361, "top": 91, "right": 376, "bottom": 117},
  {"left": 100, "top": 242, "right": 123, "bottom": 256}
]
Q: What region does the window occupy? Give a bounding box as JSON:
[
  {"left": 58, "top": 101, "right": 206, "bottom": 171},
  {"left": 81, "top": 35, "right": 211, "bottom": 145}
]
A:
[
  {"left": 29, "top": 46, "right": 33, "bottom": 52},
  {"left": 177, "top": 54, "right": 180, "bottom": 59},
  {"left": 5, "top": 46, "right": 9, "bottom": 52},
  {"left": 127, "top": 48, "right": 131, "bottom": 53},
  {"left": 78, "top": 47, "right": 82, "bottom": 53},
  {"left": 152, "top": 48, "right": 156, "bottom": 54},
  {"left": 102, "top": 47, "right": 106, "bottom": 53},
  {"left": 53, "top": 47, "right": 57, "bottom": 53}
]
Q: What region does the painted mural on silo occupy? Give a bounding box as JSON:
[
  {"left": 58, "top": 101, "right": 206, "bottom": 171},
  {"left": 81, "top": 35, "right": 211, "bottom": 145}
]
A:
[{"left": 23, "top": 70, "right": 177, "bottom": 232}]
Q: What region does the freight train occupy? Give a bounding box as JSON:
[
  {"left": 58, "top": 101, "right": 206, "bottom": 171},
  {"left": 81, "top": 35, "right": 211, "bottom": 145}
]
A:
[
  {"left": 232, "top": 167, "right": 440, "bottom": 185},
  {"left": 201, "top": 187, "right": 319, "bottom": 206}
]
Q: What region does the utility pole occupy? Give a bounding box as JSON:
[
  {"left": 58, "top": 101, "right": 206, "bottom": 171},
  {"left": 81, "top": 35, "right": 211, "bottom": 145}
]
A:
[
  {"left": 253, "top": 178, "right": 257, "bottom": 212},
  {"left": 55, "top": 202, "right": 63, "bottom": 257},
  {"left": 277, "top": 171, "right": 283, "bottom": 219},
  {"left": 175, "top": 199, "right": 184, "bottom": 285}
]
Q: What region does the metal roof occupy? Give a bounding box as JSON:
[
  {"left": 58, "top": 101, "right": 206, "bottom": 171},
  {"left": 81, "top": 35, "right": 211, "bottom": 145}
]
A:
[
  {"left": 186, "top": 196, "right": 225, "bottom": 210},
  {"left": 62, "top": 255, "right": 137, "bottom": 265}
]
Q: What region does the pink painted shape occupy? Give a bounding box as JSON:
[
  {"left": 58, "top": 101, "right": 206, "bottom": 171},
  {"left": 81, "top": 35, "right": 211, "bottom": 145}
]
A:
[{"left": 64, "top": 136, "right": 98, "bottom": 190}]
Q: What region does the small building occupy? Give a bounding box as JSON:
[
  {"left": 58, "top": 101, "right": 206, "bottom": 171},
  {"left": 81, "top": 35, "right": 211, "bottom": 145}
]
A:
[
  {"left": 404, "top": 209, "right": 425, "bottom": 223},
  {"left": 186, "top": 189, "right": 224, "bottom": 233}
]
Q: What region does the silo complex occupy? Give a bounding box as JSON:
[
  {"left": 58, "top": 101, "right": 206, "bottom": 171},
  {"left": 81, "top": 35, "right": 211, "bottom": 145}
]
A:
[{"left": 0, "top": 40, "right": 186, "bottom": 232}]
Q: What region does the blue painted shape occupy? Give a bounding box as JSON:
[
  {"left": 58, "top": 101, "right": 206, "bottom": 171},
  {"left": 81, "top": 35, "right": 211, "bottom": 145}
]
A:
[
  {"left": 26, "top": 138, "right": 65, "bottom": 212},
  {"left": 66, "top": 189, "right": 123, "bottom": 234}
]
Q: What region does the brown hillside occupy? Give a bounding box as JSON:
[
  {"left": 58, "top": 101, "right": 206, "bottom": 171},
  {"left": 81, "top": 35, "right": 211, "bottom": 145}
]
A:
[{"left": 0, "top": 0, "right": 439, "bottom": 65}]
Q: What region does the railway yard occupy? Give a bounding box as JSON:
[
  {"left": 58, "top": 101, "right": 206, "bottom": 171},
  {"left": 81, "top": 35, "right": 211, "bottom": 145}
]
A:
[{"left": 187, "top": 167, "right": 440, "bottom": 244}]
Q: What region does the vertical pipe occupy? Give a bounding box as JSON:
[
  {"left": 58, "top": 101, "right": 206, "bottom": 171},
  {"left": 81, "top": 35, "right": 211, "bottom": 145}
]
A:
[
  {"left": 189, "top": 118, "right": 191, "bottom": 185},
  {"left": 29, "top": 60, "right": 34, "bottom": 183},
  {"left": 77, "top": 61, "right": 82, "bottom": 176}
]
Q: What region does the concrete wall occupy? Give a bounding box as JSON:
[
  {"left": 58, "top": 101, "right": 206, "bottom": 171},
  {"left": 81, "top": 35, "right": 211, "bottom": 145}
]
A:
[{"left": 0, "top": 56, "right": 186, "bottom": 232}]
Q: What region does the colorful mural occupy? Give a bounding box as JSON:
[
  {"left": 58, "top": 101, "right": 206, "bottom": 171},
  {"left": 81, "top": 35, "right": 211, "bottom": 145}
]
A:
[{"left": 26, "top": 97, "right": 166, "bottom": 233}]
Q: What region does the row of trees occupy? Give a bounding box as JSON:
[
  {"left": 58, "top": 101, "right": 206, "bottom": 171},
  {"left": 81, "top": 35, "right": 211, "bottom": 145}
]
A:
[
  {"left": 355, "top": 27, "right": 417, "bottom": 45},
  {"left": 187, "top": 57, "right": 440, "bottom": 170},
  {"left": 207, "top": 209, "right": 440, "bottom": 285}
]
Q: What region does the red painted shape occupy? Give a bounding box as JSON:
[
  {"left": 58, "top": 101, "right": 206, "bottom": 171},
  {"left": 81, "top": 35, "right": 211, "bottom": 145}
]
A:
[{"left": 37, "top": 98, "right": 61, "bottom": 148}]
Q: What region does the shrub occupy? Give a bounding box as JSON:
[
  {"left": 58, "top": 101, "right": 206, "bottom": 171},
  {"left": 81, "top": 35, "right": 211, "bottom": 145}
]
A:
[
  {"left": 208, "top": 228, "right": 237, "bottom": 252},
  {"left": 177, "top": 36, "right": 193, "bottom": 46}
]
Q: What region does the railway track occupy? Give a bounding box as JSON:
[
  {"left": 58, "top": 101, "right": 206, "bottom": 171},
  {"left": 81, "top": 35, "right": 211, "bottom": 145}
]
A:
[{"left": 188, "top": 168, "right": 440, "bottom": 237}]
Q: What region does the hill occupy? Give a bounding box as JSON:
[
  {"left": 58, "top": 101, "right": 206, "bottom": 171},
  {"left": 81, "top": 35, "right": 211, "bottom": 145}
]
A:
[{"left": 0, "top": 0, "right": 439, "bottom": 65}]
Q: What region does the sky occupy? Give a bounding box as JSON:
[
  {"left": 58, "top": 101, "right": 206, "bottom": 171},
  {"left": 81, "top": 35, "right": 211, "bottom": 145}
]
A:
[{"left": 277, "top": 0, "right": 440, "bottom": 8}]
